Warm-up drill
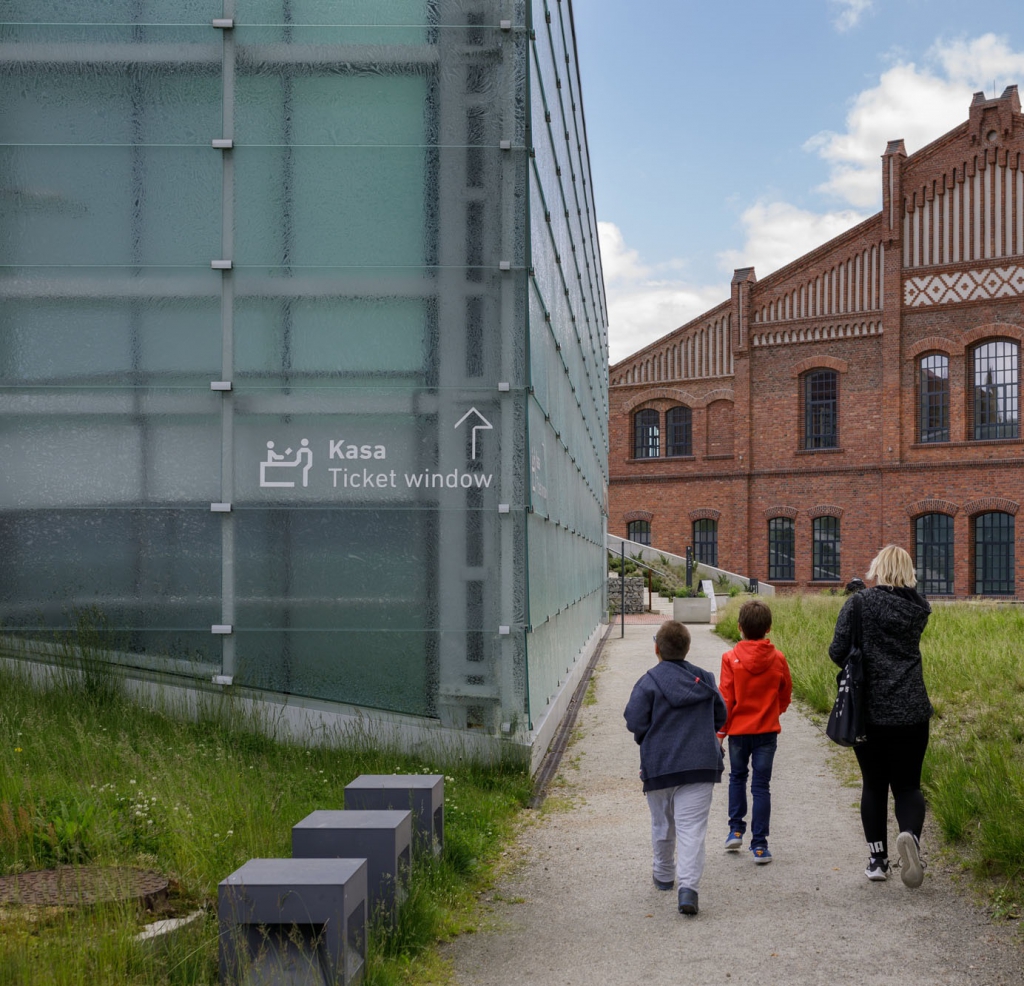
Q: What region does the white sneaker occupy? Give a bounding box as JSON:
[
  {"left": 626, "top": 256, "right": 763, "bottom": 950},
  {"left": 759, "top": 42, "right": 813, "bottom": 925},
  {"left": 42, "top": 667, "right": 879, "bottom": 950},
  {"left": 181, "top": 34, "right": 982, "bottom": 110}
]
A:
[
  {"left": 896, "top": 832, "right": 924, "bottom": 888},
  {"left": 865, "top": 856, "right": 890, "bottom": 881}
]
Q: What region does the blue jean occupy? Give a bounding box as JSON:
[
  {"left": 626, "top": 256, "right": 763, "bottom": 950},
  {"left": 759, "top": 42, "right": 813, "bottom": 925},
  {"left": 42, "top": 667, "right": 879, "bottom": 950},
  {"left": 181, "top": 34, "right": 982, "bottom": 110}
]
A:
[{"left": 727, "top": 733, "right": 778, "bottom": 849}]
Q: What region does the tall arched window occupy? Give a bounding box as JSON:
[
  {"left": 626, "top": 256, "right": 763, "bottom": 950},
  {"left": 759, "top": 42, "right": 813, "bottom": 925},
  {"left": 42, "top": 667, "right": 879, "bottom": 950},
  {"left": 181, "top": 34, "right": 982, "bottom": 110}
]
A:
[
  {"left": 972, "top": 340, "right": 1019, "bottom": 440},
  {"left": 693, "top": 519, "right": 718, "bottom": 567},
  {"left": 633, "top": 409, "right": 659, "bottom": 458},
  {"left": 915, "top": 513, "right": 953, "bottom": 595},
  {"left": 974, "top": 512, "right": 1015, "bottom": 594},
  {"left": 665, "top": 406, "right": 692, "bottom": 457},
  {"left": 918, "top": 353, "right": 949, "bottom": 443},
  {"left": 627, "top": 520, "right": 652, "bottom": 546},
  {"left": 767, "top": 518, "right": 795, "bottom": 581},
  {"left": 812, "top": 516, "right": 841, "bottom": 581},
  {"left": 803, "top": 370, "right": 838, "bottom": 448}
]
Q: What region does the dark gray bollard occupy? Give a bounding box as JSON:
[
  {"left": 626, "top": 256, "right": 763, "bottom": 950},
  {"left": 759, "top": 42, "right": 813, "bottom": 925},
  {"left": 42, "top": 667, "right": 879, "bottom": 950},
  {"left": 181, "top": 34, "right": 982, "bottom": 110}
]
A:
[
  {"left": 343, "top": 774, "right": 444, "bottom": 855},
  {"left": 292, "top": 809, "right": 411, "bottom": 917},
  {"left": 218, "top": 857, "right": 366, "bottom": 985}
]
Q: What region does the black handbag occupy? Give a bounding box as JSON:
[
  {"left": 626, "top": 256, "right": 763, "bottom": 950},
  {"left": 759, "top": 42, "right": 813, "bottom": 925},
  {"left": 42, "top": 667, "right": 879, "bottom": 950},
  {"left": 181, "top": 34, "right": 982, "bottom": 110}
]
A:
[{"left": 826, "top": 591, "right": 867, "bottom": 747}]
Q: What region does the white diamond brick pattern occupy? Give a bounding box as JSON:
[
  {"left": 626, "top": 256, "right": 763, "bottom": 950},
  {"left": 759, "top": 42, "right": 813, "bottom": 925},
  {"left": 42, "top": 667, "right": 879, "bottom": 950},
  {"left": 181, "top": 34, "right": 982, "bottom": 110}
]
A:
[{"left": 904, "top": 266, "right": 1024, "bottom": 307}]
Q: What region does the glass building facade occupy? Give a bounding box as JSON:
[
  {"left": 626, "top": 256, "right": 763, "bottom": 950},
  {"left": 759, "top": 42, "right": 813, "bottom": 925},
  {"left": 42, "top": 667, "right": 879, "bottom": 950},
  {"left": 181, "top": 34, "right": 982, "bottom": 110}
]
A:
[{"left": 0, "top": 1, "right": 608, "bottom": 745}]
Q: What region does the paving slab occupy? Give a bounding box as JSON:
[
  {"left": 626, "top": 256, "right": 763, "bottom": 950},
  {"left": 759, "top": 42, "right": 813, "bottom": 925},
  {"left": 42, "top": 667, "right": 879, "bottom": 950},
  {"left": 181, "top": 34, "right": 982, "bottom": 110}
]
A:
[{"left": 448, "top": 624, "right": 1022, "bottom": 986}]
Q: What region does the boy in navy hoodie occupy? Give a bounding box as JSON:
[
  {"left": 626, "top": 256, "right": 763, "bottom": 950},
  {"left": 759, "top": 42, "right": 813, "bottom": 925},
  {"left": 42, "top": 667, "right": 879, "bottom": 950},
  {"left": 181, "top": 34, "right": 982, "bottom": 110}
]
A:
[{"left": 624, "top": 620, "right": 727, "bottom": 916}]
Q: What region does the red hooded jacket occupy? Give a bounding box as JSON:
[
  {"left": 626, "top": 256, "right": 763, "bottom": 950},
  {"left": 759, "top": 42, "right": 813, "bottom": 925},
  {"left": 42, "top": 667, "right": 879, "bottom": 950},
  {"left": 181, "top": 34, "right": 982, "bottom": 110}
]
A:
[{"left": 717, "top": 637, "right": 793, "bottom": 737}]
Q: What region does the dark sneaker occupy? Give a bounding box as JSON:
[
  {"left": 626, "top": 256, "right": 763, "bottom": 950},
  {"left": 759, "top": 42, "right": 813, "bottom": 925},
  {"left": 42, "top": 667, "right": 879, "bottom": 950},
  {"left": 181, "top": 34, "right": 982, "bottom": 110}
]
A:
[
  {"left": 750, "top": 846, "right": 772, "bottom": 864},
  {"left": 677, "top": 887, "right": 699, "bottom": 915},
  {"left": 896, "top": 832, "right": 924, "bottom": 888},
  {"left": 653, "top": 876, "right": 674, "bottom": 891},
  {"left": 865, "top": 856, "right": 890, "bottom": 881},
  {"left": 724, "top": 829, "right": 743, "bottom": 851}
]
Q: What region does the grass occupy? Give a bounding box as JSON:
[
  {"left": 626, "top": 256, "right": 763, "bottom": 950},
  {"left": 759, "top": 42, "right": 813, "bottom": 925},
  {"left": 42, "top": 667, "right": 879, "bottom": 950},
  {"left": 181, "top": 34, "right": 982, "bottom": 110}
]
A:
[
  {"left": 0, "top": 657, "right": 531, "bottom": 985},
  {"left": 715, "top": 594, "right": 1024, "bottom": 909}
]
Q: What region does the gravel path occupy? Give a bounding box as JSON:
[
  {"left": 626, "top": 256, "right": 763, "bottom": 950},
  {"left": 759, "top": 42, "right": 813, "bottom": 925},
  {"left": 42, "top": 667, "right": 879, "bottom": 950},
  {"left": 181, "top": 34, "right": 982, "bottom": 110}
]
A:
[{"left": 448, "top": 624, "right": 1022, "bottom": 986}]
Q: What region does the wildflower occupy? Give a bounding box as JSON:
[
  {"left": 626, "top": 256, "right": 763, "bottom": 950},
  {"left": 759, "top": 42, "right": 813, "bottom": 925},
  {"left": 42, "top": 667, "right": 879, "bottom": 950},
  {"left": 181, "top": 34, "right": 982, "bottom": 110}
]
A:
[
  {"left": 129, "top": 779, "right": 137, "bottom": 785},
  {"left": 14, "top": 747, "right": 22, "bottom": 753},
  {"left": 227, "top": 829, "right": 233, "bottom": 836}
]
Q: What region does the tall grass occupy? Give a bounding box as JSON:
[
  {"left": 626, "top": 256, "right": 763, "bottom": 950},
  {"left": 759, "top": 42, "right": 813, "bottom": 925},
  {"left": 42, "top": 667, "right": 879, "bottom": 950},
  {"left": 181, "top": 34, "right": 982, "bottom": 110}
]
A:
[
  {"left": 0, "top": 659, "right": 531, "bottom": 985},
  {"left": 716, "top": 595, "right": 1024, "bottom": 893}
]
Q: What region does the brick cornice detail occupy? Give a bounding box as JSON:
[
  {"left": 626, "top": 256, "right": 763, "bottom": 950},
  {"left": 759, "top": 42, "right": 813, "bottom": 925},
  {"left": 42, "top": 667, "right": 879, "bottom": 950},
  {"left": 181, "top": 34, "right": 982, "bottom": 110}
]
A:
[
  {"left": 764, "top": 505, "right": 798, "bottom": 520},
  {"left": 790, "top": 355, "right": 849, "bottom": 378},
  {"left": 961, "top": 323, "right": 1024, "bottom": 347},
  {"left": 808, "top": 503, "right": 844, "bottom": 519},
  {"left": 689, "top": 508, "right": 721, "bottom": 522},
  {"left": 623, "top": 510, "right": 654, "bottom": 523},
  {"left": 905, "top": 498, "right": 959, "bottom": 518},
  {"left": 703, "top": 388, "right": 735, "bottom": 406},
  {"left": 907, "top": 336, "right": 958, "bottom": 359},
  {"left": 622, "top": 388, "right": 702, "bottom": 413},
  {"left": 963, "top": 497, "right": 1020, "bottom": 516}
]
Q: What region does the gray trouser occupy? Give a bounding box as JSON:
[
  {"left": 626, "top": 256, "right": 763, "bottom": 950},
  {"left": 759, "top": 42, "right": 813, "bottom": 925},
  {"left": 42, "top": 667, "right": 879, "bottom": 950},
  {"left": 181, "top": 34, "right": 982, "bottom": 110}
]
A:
[{"left": 646, "top": 782, "right": 714, "bottom": 891}]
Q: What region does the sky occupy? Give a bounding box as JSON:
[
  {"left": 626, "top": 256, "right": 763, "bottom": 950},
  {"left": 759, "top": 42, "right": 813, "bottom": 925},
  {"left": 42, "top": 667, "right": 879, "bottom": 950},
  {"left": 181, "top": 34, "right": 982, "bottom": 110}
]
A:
[{"left": 571, "top": 0, "right": 1024, "bottom": 364}]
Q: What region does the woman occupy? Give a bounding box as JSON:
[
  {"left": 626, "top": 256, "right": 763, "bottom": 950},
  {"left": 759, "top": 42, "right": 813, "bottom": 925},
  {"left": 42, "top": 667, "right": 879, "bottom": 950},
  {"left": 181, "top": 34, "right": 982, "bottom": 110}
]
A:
[{"left": 829, "top": 545, "right": 932, "bottom": 887}]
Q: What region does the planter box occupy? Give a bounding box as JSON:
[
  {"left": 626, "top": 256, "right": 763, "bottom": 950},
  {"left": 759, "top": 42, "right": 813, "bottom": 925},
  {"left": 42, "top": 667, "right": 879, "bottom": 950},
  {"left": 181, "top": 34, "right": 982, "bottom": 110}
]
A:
[{"left": 673, "top": 597, "right": 712, "bottom": 623}]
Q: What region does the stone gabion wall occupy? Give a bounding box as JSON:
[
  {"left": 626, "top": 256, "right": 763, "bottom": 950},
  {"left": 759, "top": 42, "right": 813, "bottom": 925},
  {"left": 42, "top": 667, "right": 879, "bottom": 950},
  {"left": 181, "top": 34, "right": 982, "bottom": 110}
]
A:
[{"left": 607, "top": 577, "right": 646, "bottom": 614}]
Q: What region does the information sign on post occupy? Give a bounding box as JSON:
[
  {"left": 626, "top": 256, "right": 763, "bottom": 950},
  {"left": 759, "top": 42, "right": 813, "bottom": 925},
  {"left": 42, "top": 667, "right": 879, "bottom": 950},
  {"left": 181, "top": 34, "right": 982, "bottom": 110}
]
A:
[{"left": 700, "top": 579, "right": 717, "bottom": 614}]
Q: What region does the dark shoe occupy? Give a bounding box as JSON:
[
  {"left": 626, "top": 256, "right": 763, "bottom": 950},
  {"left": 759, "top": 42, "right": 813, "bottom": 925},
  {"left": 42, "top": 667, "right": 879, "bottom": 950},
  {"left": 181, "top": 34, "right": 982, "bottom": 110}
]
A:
[
  {"left": 896, "top": 832, "right": 924, "bottom": 888},
  {"left": 865, "top": 856, "right": 890, "bottom": 881},
  {"left": 750, "top": 845, "right": 772, "bottom": 864},
  {"left": 653, "top": 876, "right": 673, "bottom": 891},
  {"left": 724, "top": 829, "right": 743, "bottom": 851},
  {"left": 677, "top": 887, "right": 699, "bottom": 915}
]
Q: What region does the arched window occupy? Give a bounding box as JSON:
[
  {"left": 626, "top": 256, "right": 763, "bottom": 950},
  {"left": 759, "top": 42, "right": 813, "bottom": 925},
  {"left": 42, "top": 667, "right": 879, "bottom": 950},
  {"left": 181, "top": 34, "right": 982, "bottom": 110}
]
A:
[
  {"left": 693, "top": 519, "right": 718, "bottom": 567},
  {"left": 633, "top": 409, "right": 659, "bottom": 458},
  {"left": 803, "top": 370, "right": 838, "bottom": 449},
  {"left": 665, "top": 406, "right": 692, "bottom": 457},
  {"left": 974, "top": 512, "right": 1015, "bottom": 594},
  {"left": 915, "top": 513, "right": 953, "bottom": 595},
  {"left": 767, "top": 518, "right": 795, "bottom": 581},
  {"left": 918, "top": 353, "right": 949, "bottom": 443},
  {"left": 972, "top": 340, "right": 1018, "bottom": 440},
  {"left": 812, "top": 516, "right": 840, "bottom": 581},
  {"left": 627, "top": 520, "right": 651, "bottom": 546}
]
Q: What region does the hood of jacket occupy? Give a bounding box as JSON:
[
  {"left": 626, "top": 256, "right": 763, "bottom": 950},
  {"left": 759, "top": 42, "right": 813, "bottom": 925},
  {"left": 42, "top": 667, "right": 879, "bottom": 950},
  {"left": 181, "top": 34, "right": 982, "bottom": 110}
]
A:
[
  {"left": 729, "top": 638, "right": 781, "bottom": 675},
  {"left": 868, "top": 585, "right": 931, "bottom": 639},
  {"left": 646, "top": 659, "right": 717, "bottom": 709}
]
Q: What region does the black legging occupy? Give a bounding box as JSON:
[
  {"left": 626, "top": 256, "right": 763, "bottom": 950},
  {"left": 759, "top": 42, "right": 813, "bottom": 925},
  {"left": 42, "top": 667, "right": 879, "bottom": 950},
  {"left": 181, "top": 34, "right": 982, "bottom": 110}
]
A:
[{"left": 853, "top": 720, "right": 929, "bottom": 857}]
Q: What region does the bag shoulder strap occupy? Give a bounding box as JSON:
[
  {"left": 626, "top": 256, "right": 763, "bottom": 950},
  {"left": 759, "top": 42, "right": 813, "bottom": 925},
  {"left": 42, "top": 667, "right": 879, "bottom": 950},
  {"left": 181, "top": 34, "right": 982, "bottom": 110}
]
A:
[{"left": 850, "top": 591, "right": 863, "bottom": 649}]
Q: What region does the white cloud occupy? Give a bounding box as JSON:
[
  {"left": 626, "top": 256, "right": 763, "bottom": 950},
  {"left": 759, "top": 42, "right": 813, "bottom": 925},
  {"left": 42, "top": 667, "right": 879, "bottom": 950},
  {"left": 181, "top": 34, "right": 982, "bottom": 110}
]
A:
[
  {"left": 717, "top": 201, "right": 869, "bottom": 278},
  {"left": 600, "top": 222, "right": 728, "bottom": 364},
  {"left": 831, "top": 0, "right": 872, "bottom": 33},
  {"left": 807, "top": 35, "right": 1024, "bottom": 208}
]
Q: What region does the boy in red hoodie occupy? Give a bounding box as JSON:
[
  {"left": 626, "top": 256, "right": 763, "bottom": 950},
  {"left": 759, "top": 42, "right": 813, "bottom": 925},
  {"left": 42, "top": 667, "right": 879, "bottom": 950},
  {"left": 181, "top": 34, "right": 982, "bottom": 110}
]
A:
[{"left": 717, "top": 599, "right": 792, "bottom": 864}]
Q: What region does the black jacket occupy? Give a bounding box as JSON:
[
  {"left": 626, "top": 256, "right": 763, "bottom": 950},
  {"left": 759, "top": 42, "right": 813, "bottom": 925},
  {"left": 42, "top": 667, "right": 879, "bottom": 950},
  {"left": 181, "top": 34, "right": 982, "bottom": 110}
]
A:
[{"left": 829, "top": 586, "right": 933, "bottom": 727}]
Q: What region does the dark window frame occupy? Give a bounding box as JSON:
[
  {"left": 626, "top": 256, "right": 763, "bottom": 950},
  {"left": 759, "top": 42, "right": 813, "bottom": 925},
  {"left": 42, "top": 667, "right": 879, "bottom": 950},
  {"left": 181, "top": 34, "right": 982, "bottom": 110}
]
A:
[
  {"left": 767, "top": 517, "right": 795, "bottom": 581},
  {"left": 974, "top": 511, "right": 1015, "bottom": 595},
  {"left": 665, "top": 405, "right": 692, "bottom": 457},
  {"left": 626, "top": 520, "right": 651, "bottom": 546},
  {"left": 812, "top": 516, "right": 841, "bottom": 581},
  {"left": 914, "top": 513, "right": 954, "bottom": 595},
  {"left": 918, "top": 352, "right": 950, "bottom": 443},
  {"left": 633, "top": 408, "right": 660, "bottom": 458},
  {"left": 693, "top": 519, "right": 718, "bottom": 568},
  {"left": 971, "top": 340, "right": 1019, "bottom": 441},
  {"left": 803, "top": 370, "right": 838, "bottom": 449}
]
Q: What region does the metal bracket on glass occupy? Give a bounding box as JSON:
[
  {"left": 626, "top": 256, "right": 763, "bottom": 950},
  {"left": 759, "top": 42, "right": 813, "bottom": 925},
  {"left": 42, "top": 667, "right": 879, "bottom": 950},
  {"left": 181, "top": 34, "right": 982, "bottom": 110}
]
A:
[
  {"left": 499, "top": 140, "right": 511, "bottom": 150},
  {"left": 210, "top": 502, "right": 232, "bottom": 512},
  {"left": 210, "top": 381, "right": 232, "bottom": 391},
  {"left": 498, "top": 261, "right": 511, "bottom": 271},
  {"left": 211, "top": 259, "right": 232, "bottom": 269},
  {"left": 212, "top": 18, "right": 234, "bottom": 28},
  {"left": 500, "top": 20, "right": 512, "bottom": 31},
  {"left": 211, "top": 625, "right": 233, "bottom": 634},
  {"left": 212, "top": 139, "right": 233, "bottom": 149},
  {"left": 497, "top": 504, "right": 510, "bottom": 514},
  {"left": 212, "top": 675, "right": 234, "bottom": 686},
  {"left": 497, "top": 382, "right": 510, "bottom": 391},
  {"left": 498, "top": 625, "right": 511, "bottom": 635}
]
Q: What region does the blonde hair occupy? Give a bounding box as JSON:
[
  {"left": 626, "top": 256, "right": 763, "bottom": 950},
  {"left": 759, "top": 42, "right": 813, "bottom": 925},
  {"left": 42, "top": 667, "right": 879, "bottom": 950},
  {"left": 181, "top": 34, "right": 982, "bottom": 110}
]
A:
[{"left": 866, "top": 545, "right": 917, "bottom": 588}]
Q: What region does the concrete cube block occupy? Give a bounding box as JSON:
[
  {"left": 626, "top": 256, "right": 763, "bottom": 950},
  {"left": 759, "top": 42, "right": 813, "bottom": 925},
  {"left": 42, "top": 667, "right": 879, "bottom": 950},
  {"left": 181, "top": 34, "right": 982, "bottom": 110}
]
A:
[
  {"left": 344, "top": 774, "right": 444, "bottom": 854},
  {"left": 218, "top": 857, "right": 366, "bottom": 985},
  {"left": 292, "top": 810, "right": 411, "bottom": 916}
]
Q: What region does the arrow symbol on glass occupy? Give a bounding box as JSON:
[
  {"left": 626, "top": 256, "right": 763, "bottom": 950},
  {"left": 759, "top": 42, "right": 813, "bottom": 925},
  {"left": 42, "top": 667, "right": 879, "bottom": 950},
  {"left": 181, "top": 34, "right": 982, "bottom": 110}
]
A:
[{"left": 454, "top": 407, "right": 493, "bottom": 459}]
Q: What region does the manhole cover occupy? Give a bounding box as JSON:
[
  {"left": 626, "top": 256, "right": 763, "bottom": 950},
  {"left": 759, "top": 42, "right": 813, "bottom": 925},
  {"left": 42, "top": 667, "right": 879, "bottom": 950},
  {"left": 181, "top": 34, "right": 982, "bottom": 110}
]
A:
[{"left": 0, "top": 866, "right": 168, "bottom": 909}]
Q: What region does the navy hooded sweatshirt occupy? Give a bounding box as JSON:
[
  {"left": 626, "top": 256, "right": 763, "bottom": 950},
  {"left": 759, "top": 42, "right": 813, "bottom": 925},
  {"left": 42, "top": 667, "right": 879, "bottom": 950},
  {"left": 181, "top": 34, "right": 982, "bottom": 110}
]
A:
[{"left": 624, "top": 659, "right": 727, "bottom": 793}]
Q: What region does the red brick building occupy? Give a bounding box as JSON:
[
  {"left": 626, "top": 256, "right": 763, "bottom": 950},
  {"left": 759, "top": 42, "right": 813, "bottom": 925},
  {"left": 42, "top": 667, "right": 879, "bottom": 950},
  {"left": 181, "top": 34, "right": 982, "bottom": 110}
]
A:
[{"left": 609, "top": 87, "right": 1023, "bottom": 597}]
